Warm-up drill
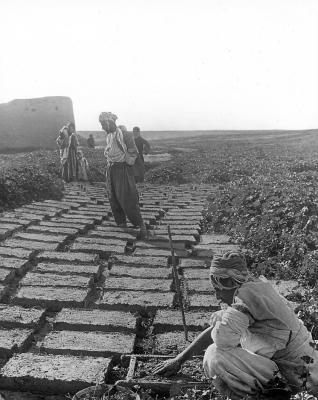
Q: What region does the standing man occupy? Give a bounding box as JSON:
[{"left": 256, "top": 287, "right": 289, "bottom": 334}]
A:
[
  {"left": 99, "top": 112, "right": 148, "bottom": 239},
  {"left": 132, "top": 126, "right": 150, "bottom": 183}
]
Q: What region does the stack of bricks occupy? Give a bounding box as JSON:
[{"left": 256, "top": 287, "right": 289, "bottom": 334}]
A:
[{"left": 0, "top": 182, "right": 211, "bottom": 395}]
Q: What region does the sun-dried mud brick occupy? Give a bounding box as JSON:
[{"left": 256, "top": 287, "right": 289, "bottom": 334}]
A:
[
  {"left": 0, "top": 304, "right": 45, "bottom": 329},
  {"left": 0, "top": 353, "right": 111, "bottom": 394},
  {"left": 0, "top": 328, "right": 34, "bottom": 358},
  {"left": 38, "top": 330, "right": 135, "bottom": 357},
  {"left": 54, "top": 308, "right": 137, "bottom": 332}
]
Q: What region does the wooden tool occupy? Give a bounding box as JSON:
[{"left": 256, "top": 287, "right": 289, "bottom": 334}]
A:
[{"left": 168, "top": 224, "right": 188, "bottom": 341}]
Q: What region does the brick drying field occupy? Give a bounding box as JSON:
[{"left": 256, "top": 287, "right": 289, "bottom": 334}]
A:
[{"left": 0, "top": 182, "right": 304, "bottom": 399}]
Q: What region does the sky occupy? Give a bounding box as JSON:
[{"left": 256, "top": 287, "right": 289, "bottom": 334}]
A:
[{"left": 0, "top": 0, "right": 317, "bottom": 131}]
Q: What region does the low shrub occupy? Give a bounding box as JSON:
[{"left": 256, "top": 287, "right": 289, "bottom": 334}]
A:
[{"left": 0, "top": 150, "right": 63, "bottom": 212}]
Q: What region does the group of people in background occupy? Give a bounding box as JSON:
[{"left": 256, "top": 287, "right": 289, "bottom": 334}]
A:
[
  {"left": 56, "top": 120, "right": 150, "bottom": 185},
  {"left": 56, "top": 114, "right": 150, "bottom": 239},
  {"left": 56, "top": 122, "right": 89, "bottom": 183}
]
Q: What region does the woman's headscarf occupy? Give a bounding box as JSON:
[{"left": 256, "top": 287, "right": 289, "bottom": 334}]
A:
[
  {"left": 57, "top": 126, "right": 69, "bottom": 149},
  {"left": 210, "top": 252, "right": 249, "bottom": 288},
  {"left": 59, "top": 125, "right": 68, "bottom": 135},
  {"left": 67, "top": 122, "right": 76, "bottom": 133}
]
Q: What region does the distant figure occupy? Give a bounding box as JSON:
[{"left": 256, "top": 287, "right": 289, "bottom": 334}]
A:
[
  {"left": 67, "top": 122, "right": 79, "bottom": 181},
  {"left": 100, "top": 112, "right": 148, "bottom": 239},
  {"left": 77, "top": 150, "right": 89, "bottom": 181},
  {"left": 56, "top": 125, "right": 69, "bottom": 182},
  {"left": 118, "top": 125, "right": 128, "bottom": 134},
  {"left": 133, "top": 126, "right": 150, "bottom": 183},
  {"left": 87, "top": 134, "right": 95, "bottom": 149}
]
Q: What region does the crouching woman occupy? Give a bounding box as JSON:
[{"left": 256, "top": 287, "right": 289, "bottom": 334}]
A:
[{"left": 153, "top": 252, "right": 318, "bottom": 399}]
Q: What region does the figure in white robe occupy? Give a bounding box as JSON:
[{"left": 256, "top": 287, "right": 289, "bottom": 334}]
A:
[{"left": 153, "top": 252, "right": 318, "bottom": 399}]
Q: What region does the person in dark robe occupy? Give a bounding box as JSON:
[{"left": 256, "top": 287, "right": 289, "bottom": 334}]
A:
[
  {"left": 100, "top": 112, "right": 148, "bottom": 239},
  {"left": 132, "top": 126, "right": 150, "bottom": 183},
  {"left": 87, "top": 134, "right": 95, "bottom": 148}
]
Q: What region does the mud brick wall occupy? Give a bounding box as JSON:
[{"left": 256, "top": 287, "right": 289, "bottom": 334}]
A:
[{"left": 0, "top": 96, "right": 74, "bottom": 151}]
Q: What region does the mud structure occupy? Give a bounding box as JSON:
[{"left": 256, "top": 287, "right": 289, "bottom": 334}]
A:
[{"left": 0, "top": 96, "right": 74, "bottom": 151}]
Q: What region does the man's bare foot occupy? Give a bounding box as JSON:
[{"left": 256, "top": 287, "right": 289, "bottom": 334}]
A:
[{"left": 137, "top": 223, "right": 148, "bottom": 240}]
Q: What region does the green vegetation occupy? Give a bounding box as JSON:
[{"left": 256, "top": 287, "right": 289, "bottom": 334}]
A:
[
  {"left": 148, "top": 130, "right": 318, "bottom": 342},
  {"left": 2, "top": 129, "right": 318, "bottom": 399},
  {"left": 148, "top": 131, "right": 318, "bottom": 283},
  {"left": 0, "top": 150, "right": 63, "bottom": 212}
]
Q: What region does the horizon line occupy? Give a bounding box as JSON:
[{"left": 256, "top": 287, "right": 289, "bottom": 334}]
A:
[{"left": 77, "top": 128, "right": 318, "bottom": 132}]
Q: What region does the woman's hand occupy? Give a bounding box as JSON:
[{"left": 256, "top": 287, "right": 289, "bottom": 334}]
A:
[{"left": 151, "top": 357, "right": 182, "bottom": 377}]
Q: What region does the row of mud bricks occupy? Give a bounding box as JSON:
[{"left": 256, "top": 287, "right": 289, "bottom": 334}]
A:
[{"left": 0, "top": 182, "right": 303, "bottom": 398}]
